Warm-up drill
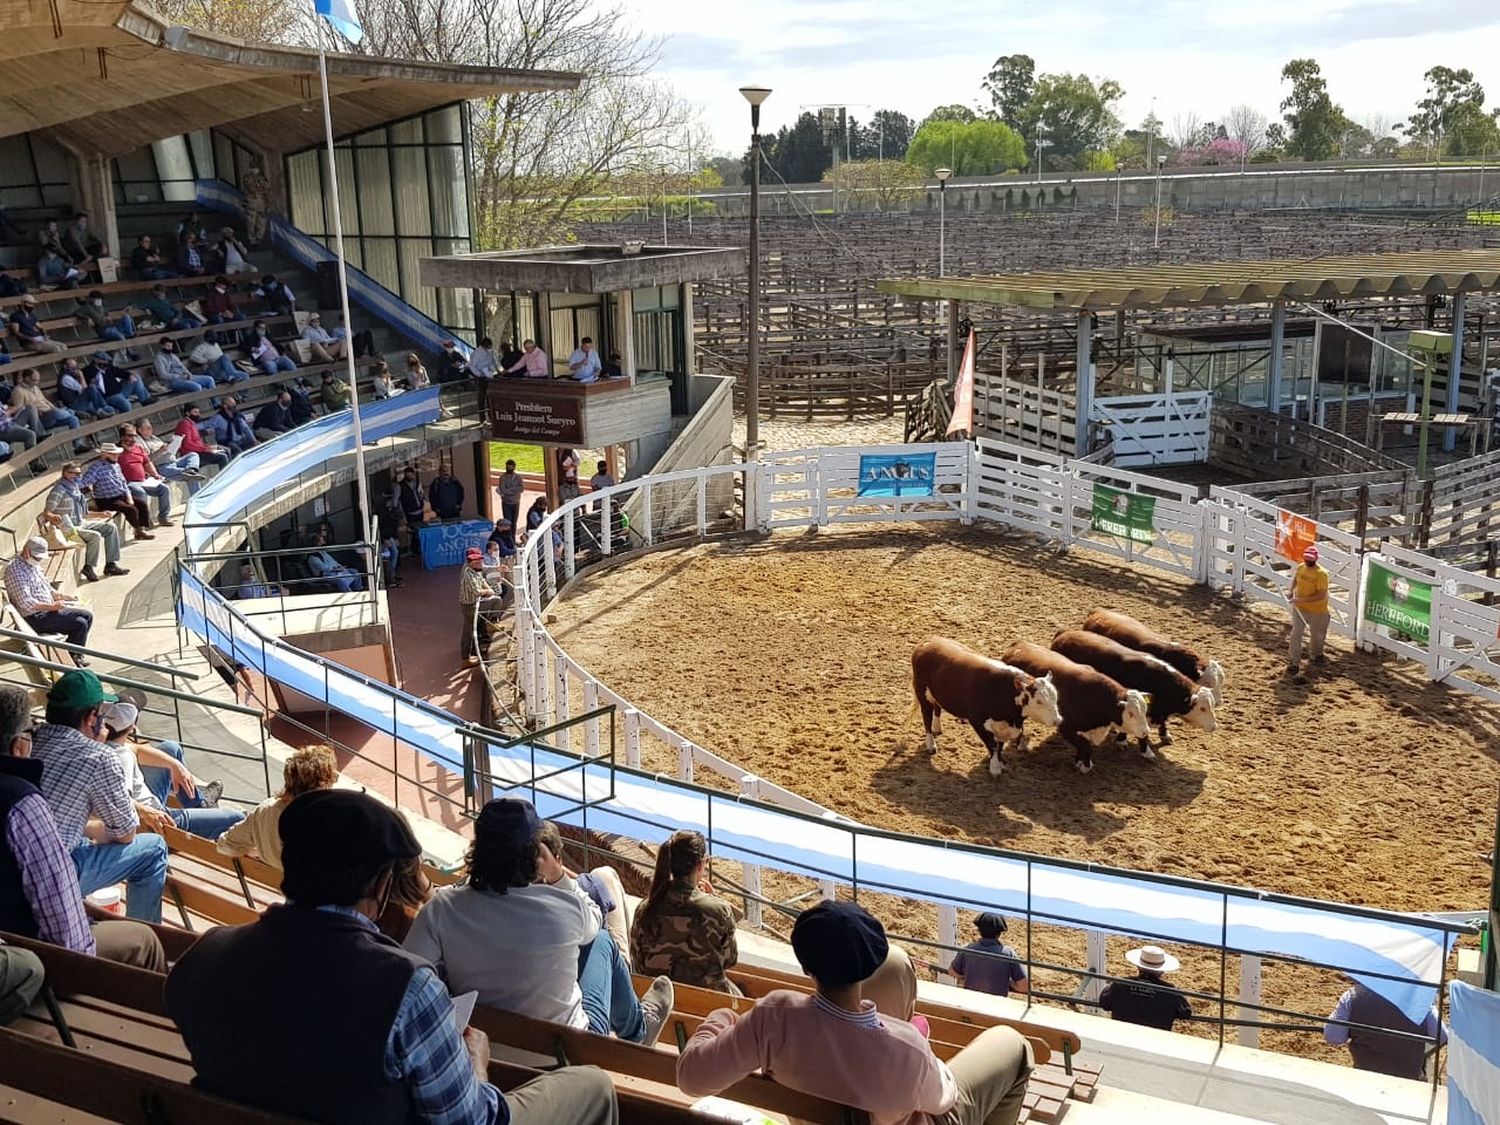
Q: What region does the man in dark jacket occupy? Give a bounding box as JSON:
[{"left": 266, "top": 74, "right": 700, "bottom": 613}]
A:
[
  {"left": 436, "top": 340, "right": 468, "bottom": 384},
  {"left": 1324, "top": 980, "right": 1446, "bottom": 1080},
  {"left": 429, "top": 468, "right": 464, "bottom": 520},
  {"left": 1098, "top": 945, "right": 1192, "bottom": 1031},
  {"left": 128, "top": 235, "right": 177, "bottom": 281},
  {"left": 287, "top": 378, "right": 317, "bottom": 426},
  {"left": 252, "top": 391, "right": 296, "bottom": 442},
  {"left": 165, "top": 789, "right": 618, "bottom": 1124},
  {"left": 204, "top": 397, "right": 257, "bottom": 456}
]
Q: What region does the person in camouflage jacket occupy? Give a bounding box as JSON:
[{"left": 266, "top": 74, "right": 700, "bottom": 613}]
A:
[{"left": 630, "top": 830, "right": 739, "bottom": 993}]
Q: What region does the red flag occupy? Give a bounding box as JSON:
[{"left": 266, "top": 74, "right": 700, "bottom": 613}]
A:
[
  {"left": 1274, "top": 509, "right": 1317, "bottom": 563},
  {"left": 946, "top": 328, "right": 975, "bottom": 437}
]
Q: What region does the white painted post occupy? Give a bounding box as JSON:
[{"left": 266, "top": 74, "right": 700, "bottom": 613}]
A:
[
  {"left": 1082, "top": 930, "right": 1108, "bottom": 1003},
  {"left": 641, "top": 482, "right": 654, "bottom": 546},
  {"left": 696, "top": 473, "right": 707, "bottom": 536},
  {"left": 623, "top": 707, "right": 642, "bottom": 768},
  {"left": 936, "top": 904, "right": 959, "bottom": 970},
  {"left": 515, "top": 604, "right": 533, "bottom": 719},
  {"left": 582, "top": 680, "right": 600, "bottom": 758},
  {"left": 1238, "top": 954, "right": 1262, "bottom": 1048},
  {"left": 544, "top": 525, "right": 558, "bottom": 596},
  {"left": 758, "top": 458, "right": 773, "bottom": 533},
  {"left": 532, "top": 629, "right": 551, "bottom": 721},
  {"left": 563, "top": 511, "right": 576, "bottom": 580},
  {"left": 961, "top": 444, "right": 976, "bottom": 525},
  {"left": 815, "top": 452, "right": 828, "bottom": 527},
  {"left": 818, "top": 879, "right": 837, "bottom": 903},
  {"left": 601, "top": 494, "right": 613, "bottom": 555},
  {"left": 554, "top": 659, "right": 571, "bottom": 728},
  {"left": 677, "top": 739, "right": 695, "bottom": 783},
  {"left": 739, "top": 775, "right": 764, "bottom": 928},
  {"left": 742, "top": 463, "right": 757, "bottom": 533}
]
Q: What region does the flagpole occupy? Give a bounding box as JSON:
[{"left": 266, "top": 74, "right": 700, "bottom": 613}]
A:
[{"left": 316, "top": 40, "right": 376, "bottom": 594}]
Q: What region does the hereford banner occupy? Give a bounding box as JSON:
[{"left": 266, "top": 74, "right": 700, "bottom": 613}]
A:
[
  {"left": 1363, "top": 560, "right": 1433, "bottom": 644},
  {"left": 1090, "top": 484, "right": 1156, "bottom": 543},
  {"left": 858, "top": 452, "right": 936, "bottom": 497}
]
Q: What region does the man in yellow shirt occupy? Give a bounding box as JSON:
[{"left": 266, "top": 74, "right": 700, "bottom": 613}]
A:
[{"left": 1287, "top": 545, "right": 1330, "bottom": 674}]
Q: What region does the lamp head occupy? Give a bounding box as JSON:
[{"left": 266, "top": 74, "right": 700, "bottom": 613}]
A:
[
  {"left": 740, "top": 85, "right": 772, "bottom": 130},
  {"left": 1157, "top": 154, "right": 1167, "bottom": 167},
  {"left": 935, "top": 167, "right": 952, "bottom": 184}
]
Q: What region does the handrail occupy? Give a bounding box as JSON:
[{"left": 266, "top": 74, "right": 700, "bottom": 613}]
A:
[
  {"left": 0, "top": 626, "right": 199, "bottom": 680},
  {"left": 0, "top": 647, "right": 258, "bottom": 716}
]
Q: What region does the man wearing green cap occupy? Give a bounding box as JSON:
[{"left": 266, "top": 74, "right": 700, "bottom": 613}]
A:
[{"left": 30, "top": 669, "right": 168, "bottom": 923}]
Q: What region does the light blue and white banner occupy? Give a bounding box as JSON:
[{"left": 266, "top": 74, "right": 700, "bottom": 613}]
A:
[
  {"left": 858, "top": 452, "right": 936, "bottom": 497},
  {"left": 1450, "top": 980, "right": 1500, "bottom": 1124},
  {"left": 315, "top": 0, "right": 363, "bottom": 41},
  {"left": 419, "top": 519, "right": 496, "bottom": 570}
]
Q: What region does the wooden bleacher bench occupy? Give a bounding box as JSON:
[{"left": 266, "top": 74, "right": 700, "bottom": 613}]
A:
[
  {"left": 0, "top": 273, "right": 223, "bottom": 312},
  {"left": 3, "top": 312, "right": 293, "bottom": 377}
]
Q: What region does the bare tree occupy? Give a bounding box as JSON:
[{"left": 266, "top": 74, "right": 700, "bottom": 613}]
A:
[
  {"left": 1171, "top": 111, "right": 1204, "bottom": 150},
  {"left": 1225, "top": 104, "right": 1269, "bottom": 159}
]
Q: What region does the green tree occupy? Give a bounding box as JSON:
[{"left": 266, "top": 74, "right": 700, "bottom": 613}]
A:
[
  {"left": 1015, "top": 73, "right": 1124, "bottom": 159},
  {"left": 982, "top": 53, "right": 1035, "bottom": 131},
  {"left": 1447, "top": 103, "right": 1500, "bottom": 159},
  {"left": 1279, "top": 58, "right": 1350, "bottom": 161},
  {"left": 1405, "top": 66, "right": 1500, "bottom": 158},
  {"left": 906, "top": 118, "right": 1025, "bottom": 175},
  {"left": 866, "top": 110, "right": 915, "bottom": 160},
  {"left": 823, "top": 159, "right": 924, "bottom": 210},
  {"left": 921, "top": 104, "right": 978, "bottom": 126},
  {"left": 754, "top": 112, "right": 833, "bottom": 183}
]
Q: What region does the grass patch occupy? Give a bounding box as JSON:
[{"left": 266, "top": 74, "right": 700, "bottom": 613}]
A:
[{"left": 489, "top": 442, "right": 546, "bottom": 474}]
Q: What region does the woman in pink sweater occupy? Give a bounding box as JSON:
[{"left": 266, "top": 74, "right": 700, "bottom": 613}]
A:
[{"left": 676, "top": 900, "right": 1032, "bottom": 1125}]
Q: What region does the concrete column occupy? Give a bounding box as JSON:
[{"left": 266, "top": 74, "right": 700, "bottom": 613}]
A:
[
  {"left": 1074, "top": 311, "right": 1094, "bottom": 456},
  {"left": 1268, "top": 302, "right": 1286, "bottom": 413},
  {"left": 618, "top": 288, "right": 637, "bottom": 386},
  {"left": 680, "top": 282, "right": 697, "bottom": 375},
  {"left": 68, "top": 150, "right": 118, "bottom": 263},
  {"left": 1445, "top": 291, "right": 1467, "bottom": 453}
]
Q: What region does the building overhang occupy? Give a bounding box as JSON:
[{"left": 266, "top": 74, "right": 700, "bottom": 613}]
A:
[{"left": 421, "top": 244, "right": 748, "bottom": 294}]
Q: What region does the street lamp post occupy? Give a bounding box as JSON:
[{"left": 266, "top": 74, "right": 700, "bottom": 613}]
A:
[
  {"left": 1035, "top": 138, "right": 1048, "bottom": 184},
  {"left": 740, "top": 85, "right": 771, "bottom": 460},
  {"left": 1153, "top": 153, "right": 1166, "bottom": 249},
  {"left": 935, "top": 167, "right": 952, "bottom": 278}
]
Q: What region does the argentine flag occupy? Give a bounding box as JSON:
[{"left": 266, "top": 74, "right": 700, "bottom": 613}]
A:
[
  {"left": 315, "top": 0, "right": 363, "bottom": 42},
  {"left": 1449, "top": 980, "right": 1500, "bottom": 1124}
]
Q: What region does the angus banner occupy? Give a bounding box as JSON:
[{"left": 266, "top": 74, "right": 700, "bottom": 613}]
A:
[
  {"left": 1363, "top": 560, "right": 1433, "bottom": 644},
  {"left": 1091, "top": 484, "right": 1156, "bottom": 543},
  {"left": 857, "top": 452, "right": 936, "bottom": 497}
]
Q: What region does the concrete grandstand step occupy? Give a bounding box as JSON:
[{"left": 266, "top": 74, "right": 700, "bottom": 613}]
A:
[{"left": 1062, "top": 1084, "right": 1270, "bottom": 1125}]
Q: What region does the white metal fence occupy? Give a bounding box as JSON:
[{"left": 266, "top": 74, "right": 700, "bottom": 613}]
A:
[{"left": 1090, "top": 390, "right": 1213, "bottom": 467}]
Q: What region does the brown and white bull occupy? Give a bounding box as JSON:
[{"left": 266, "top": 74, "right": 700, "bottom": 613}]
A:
[
  {"left": 1081, "top": 609, "right": 1226, "bottom": 704},
  {"left": 1000, "top": 641, "right": 1151, "bottom": 773},
  {"left": 1051, "top": 629, "right": 1218, "bottom": 755},
  {"left": 911, "top": 637, "right": 1062, "bottom": 777}
]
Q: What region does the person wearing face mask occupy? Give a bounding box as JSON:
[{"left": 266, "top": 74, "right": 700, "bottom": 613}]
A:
[
  {"left": 84, "top": 351, "right": 152, "bottom": 414},
  {"left": 74, "top": 291, "right": 138, "bottom": 355},
  {"left": 188, "top": 338, "right": 246, "bottom": 386},
  {"left": 174, "top": 405, "right": 231, "bottom": 468},
  {"left": 4, "top": 537, "right": 93, "bottom": 649},
  {"left": 203, "top": 397, "right": 257, "bottom": 457},
  {"left": 29, "top": 670, "right": 168, "bottom": 923},
  {"left": 56, "top": 358, "right": 115, "bottom": 418},
  {"left": 154, "top": 338, "right": 215, "bottom": 394},
  {"left": 199, "top": 276, "right": 239, "bottom": 344},
  {"left": 249, "top": 320, "right": 296, "bottom": 376}
]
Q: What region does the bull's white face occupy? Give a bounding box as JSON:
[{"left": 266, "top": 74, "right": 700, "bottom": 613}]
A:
[
  {"left": 1200, "top": 659, "right": 1226, "bottom": 705},
  {"left": 1120, "top": 689, "right": 1150, "bottom": 739},
  {"left": 1018, "top": 672, "right": 1062, "bottom": 728},
  {"left": 1186, "top": 687, "right": 1218, "bottom": 731}
]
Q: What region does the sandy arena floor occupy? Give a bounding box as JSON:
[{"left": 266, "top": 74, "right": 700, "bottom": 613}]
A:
[{"left": 549, "top": 522, "right": 1498, "bottom": 1053}]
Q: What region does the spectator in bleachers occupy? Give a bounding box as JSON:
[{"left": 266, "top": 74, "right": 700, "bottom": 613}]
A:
[
  {"left": 534, "top": 821, "right": 630, "bottom": 956},
  {"left": 252, "top": 391, "right": 295, "bottom": 442},
  {"left": 99, "top": 701, "right": 240, "bottom": 842},
  {"left": 203, "top": 397, "right": 256, "bottom": 457},
  {"left": 589, "top": 461, "right": 615, "bottom": 518},
  {"left": 372, "top": 361, "right": 401, "bottom": 400},
  {"left": 485, "top": 518, "right": 516, "bottom": 564},
  {"left": 231, "top": 561, "right": 277, "bottom": 600},
  {"left": 43, "top": 460, "right": 128, "bottom": 583},
  {"left": 128, "top": 235, "right": 177, "bottom": 281},
  {"left": 75, "top": 291, "right": 139, "bottom": 356},
  {"left": 504, "top": 338, "right": 549, "bottom": 379},
  {"left": 215, "top": 745, "right": 336, "bottom": 870},
  {"left": 287, "top": 376, "right": 318, "bottom": 425},
  {"left": 496, "top": 459, "right": 524, "bottom": 528},
  {"left": 0, "top": 685, "right": 166, "bottom": 971},
  {"left": 31, "top": 669, "right": 169, "bottom": 923},
  {"left": 136, "top": 282, "right": 201, "bottom": 332},
  {"left": 9, "top": 296, "right": 66, "bottom": 353},
  {"left": 81, "top": 445, "right": 156, "bottom": 539},
  {"left": 429, "top": 466, "right": 464, "bottom": 520},
  {"left": 301, "top": 312, "right": 347, "bottom": 362},
  {"left": 0, "top": 401, "right": 40, "bottom": 459},
  {"left": 177, "top": 211, "right": 206, "bottom": 246},
  {"left": 36, "top": 245, "right": 83, "bottom": 290},
  {"left": 188, "top": 338, "right": 246, "bottom": 386},
  {"left": 678, "top": 900, "right": 1034, "bottom": 1125},
  {"left": 4, "top": 537, "right": 93, "bottom": 650},
  {"left": 85, "top": 351, "right": 153, "bottom": 413},
  {"left": 404, "top": 796, "right": 676, "bottom": 1047},
  {"left": 118, "top": 429, "right": 180, "bottom": 516},
  {"left": 219, "top": 228, "right": 255, "bottom": 275},
  {"left": 376, "top": 856, "right": 433, "bottom": 943},
  {"left": 525, "top": 495, "right": 548, "bottom": 540},
  {"left": 169, "top": 789, "right": 621, "bottom": 1125},
  {"left": 1324, "top": 978, "right": 1446, "bottom": 1080},
  {"left": 58, "top": 357, "right": 117, "bottom": 418},
  {"left": 630, "top": 829, "right": 739, "bottom": 993},
  {"left": 153, "top": 338, "right": 215, "bottom": 394},
  {"left": 174, "top": 406, "right": 231, "bottom": 468},
  {"left": 948, "top": 913, "right": 1029, "bottom": 998},
  {"left": 61, "top": 213, "right": 103, "bottom": 275},
  {"left": 307, "top": 527, "right": 364, "bottom": 593},
  {"left": 437, "top": 340, "right": 468, "bottom": 383},
  {"left": 253, "top": 274, "right": 295, "bottom": 316},
  {"left": 568, "top": 337, "right": 601, "bottom": 383},
  {"left": 469, "top": 336, "right": 498, "bottom": 381},
  {"left": 135, "top": 417, "right": 206, "bottom": 482},
  {"left": 174, "top": 234, "right": 207, "bottom": 278},
  {"left": 35, "top": 219, "right": 67, "bottom": 259},
  {"left": 1098, "top": 945, "right": 1193, "bottom": 1031},
  {"left": 200, "top": 277, "right": 239, "bottom": 341},
  {"left": 405, "top": 353, "right": 431, "bottom": 391},
  {"left": 13, "top": 370, "right": 82, "bottom": 435},
  {"left": 249, "top": 320, "right": 296, "bottom": 376}
]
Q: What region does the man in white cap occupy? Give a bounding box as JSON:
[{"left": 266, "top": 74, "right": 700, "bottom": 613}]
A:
[
  {"left": 1098, "top": 945, "right": 1192, "bottom": 1031},
  {"left": 301, "top": 313, "right": 347, "bottom": 362},
  {"left": 1286, "top": 544, "right": 1330, "bottom": 676},
  {"left": 3, "top": 538, "right": 92, "bottom": 655}
]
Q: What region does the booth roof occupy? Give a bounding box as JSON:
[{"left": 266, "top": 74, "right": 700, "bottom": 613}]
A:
[
  {"left": 0, "top": 0, "right": 578, "bottom": 157},
  {"left": 877, "top": 249, "right": 1500, "bottom": 312}
]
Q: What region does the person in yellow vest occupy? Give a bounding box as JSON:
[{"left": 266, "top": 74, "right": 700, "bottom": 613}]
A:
[{"left": 1287, "top": 544, "right": 1330, "bottom": 675}]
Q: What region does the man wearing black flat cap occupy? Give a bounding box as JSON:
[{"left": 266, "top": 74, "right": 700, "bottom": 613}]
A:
[
  {"left": 166, "top": 790, "right": 619, "bottom": 1125},
  {"left": 678, "top": 899, "right": 1033, "bottom": 1125}
]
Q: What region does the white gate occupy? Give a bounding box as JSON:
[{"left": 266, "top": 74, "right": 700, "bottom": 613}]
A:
[
  {"left": 1090, "top": 392, "right": 1213, "bottom": 467},
  {"left": 1068, "top": 462, "right": 1207, "bottom": 581}
]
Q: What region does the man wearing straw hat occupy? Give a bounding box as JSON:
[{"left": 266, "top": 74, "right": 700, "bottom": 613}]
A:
[
  {"left": 1286, "top": 544, "right": 1330, "bottom": 676},
  {"left": 1098, "top": 944, "right": 1192, "bottom": 1031}
]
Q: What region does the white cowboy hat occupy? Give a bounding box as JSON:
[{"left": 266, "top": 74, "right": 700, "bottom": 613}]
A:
[
  {"left": 96, "top": 443, "right": 124, "bottom": 455},
  {"left": 1124, "top": 945, "right": 1180, "bottom": 973}
]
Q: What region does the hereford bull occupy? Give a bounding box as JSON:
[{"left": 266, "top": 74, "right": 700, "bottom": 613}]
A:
[
  {"left": 1000, "top": 641, "right": 1150, "bottom": 773},
  {"left": 1081, "top": 609, "right": 1226, "bottom": 704},
  {"left": 911, "top": 637, "right": 1062, "bottom": 777},
  {"left": 1051, "top": 629, "right": 1218, "bottom": 754}
]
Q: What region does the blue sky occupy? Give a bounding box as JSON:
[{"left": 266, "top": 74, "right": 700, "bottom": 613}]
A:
[{"left": 624, "top": 0, "right": 1500, "bottom": 154}]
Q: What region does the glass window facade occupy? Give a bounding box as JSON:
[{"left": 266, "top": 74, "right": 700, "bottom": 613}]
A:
[
  {"left": 285, "top": 103, "right": 475, "bottom": 334},
  {"left": 0, "top": 134, "right": 72, "bottom": 208}
]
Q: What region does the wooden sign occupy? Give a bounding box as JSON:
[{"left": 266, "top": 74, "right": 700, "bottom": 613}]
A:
[{"left": 489, "top": 384, "right": 584, "bottom": 444}]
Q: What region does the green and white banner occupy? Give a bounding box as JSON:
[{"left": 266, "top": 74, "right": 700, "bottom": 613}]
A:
[
  {"left": 1091, "top": 484, "right": 1156, "bottom": 544},
  {"left": 1363, "top": 560, "right": 1433, "bottom": 644}
]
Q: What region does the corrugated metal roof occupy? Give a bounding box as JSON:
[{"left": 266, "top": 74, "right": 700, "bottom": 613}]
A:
[{"left": 875, "top": 249, "right": 1500, "bottom": 311}]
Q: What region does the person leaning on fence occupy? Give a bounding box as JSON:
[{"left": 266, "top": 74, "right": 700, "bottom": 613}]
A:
[
  {"left": 630, "top": 829, "right": 740, "bottom": 994},
  {"left": 1286, "top": 544, "right": 1331, "bottom": 676},
  {"left": 1324, "top": 978, "right": 1447, "bottom": 1081},
  {"left": 678, "top": 900, "right": 1034, "bottom": 1125},
  {"left": 1098, "top": 944, "right": 1192, "bottom": 1031},
  {"left": 458, "top": 548, "right": 505, "bottom": 666},
  {"left": 949, "top": 913, "right": 1029, "bottom": 998}
]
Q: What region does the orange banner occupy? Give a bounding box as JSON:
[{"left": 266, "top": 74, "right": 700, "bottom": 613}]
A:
[
  {"left": 1274, "top": 509, "right": 1317, "bottom": 563},
  {"left": 945, "top": 328, "right": 976, "bottom": 437}
]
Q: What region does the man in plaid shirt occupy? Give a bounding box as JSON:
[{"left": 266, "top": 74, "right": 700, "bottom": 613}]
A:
[
  {"left": 3, "top": 537, "right": 93, "bottom": 652},
  {"left": 80, "top": 445, "right": 155, "bottom": 539},
  {"left": 29, "top": 670, "right": 168, "bottom": 924}
]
